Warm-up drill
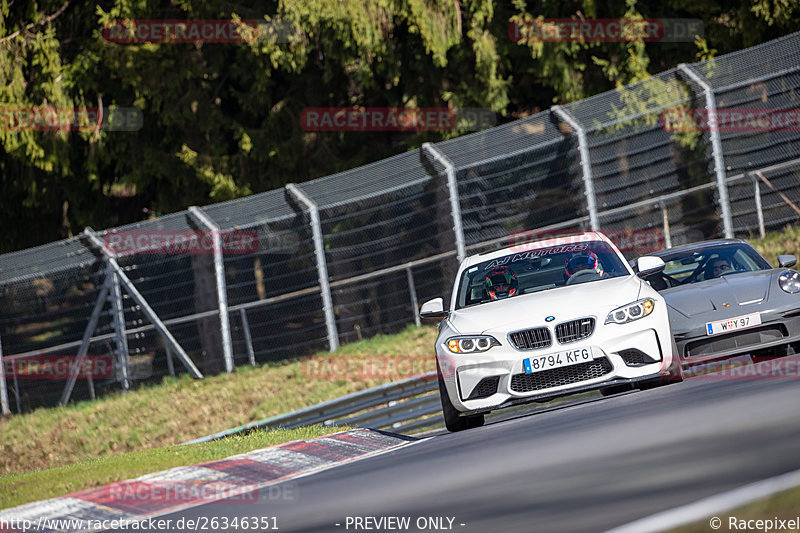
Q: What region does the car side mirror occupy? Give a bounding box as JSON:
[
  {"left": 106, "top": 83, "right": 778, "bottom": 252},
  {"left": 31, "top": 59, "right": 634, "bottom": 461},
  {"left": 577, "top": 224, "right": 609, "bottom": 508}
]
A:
[
  {"left": 636, "top": 256, "right": 666, "bottom": 278},
  {"left": 778, "top": 255, "right": 797, "bottom": 268},
  {"left": 420, "top": 297, "right": 448, "bottom": 321}
]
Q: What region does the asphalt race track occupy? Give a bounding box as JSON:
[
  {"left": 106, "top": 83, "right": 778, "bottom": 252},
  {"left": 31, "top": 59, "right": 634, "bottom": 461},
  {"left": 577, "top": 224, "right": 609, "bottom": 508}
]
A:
[{"left": 111, "top": 356, "right": 800, "bottom": 533}]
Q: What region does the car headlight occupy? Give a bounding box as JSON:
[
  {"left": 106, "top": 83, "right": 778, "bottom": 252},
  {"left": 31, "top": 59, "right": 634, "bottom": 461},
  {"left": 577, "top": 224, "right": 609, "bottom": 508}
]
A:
[
  {"left": 605, "top": 298, "right": 655, "bottom": 325},
  {"left": 779, "top": 270, "right": 800, "bottom": 293},
  {"left": 446, "top": 336, "right": 500, "bottom": 353}
]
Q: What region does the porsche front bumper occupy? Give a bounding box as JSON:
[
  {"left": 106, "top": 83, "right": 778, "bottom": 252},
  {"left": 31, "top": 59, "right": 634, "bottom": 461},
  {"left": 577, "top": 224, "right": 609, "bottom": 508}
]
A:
[{"left": 676, "top": 310, "right": 800, "bottom": 365}]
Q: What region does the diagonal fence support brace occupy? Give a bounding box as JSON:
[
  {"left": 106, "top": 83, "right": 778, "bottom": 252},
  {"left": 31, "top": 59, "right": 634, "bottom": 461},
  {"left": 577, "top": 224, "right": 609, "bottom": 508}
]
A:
[
  {"left": 285, "top": 184, "right": 339, "bottom": 352},
  {"left": 422, "top": 143, "right": 467, "bottom": 264},
  {"left": 552, "top": 105, "right": 600, "bottom": 231},
  {"left": 678, "top": 63, "right": 734, "bottom": 239},
  {"left": 60, "top": 282, "right": 110, "bottom": 405},
  {"left": 82, "top": 228, "right": 203, "bottom": 378},
  {"left": 188, "top": 206, "right": 234, "bottom": 373}
]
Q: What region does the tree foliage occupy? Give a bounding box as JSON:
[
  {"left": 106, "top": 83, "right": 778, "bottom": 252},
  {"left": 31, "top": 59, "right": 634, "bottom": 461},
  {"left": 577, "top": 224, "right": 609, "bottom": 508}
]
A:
[{"left": 0, "top": 0, "right": 797, "bottom": 251}]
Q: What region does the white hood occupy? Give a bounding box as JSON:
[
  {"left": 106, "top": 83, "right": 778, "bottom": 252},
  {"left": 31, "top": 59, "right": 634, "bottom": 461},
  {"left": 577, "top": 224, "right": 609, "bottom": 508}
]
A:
[{"left": 448, "top": 275, "right": 643, "bottom": 334}]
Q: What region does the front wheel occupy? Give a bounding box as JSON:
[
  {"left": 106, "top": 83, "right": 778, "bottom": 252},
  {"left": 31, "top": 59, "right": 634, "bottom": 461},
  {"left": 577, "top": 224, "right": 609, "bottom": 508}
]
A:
[{"left": 437, "top": 363, "right": 484, "bottom": 432}]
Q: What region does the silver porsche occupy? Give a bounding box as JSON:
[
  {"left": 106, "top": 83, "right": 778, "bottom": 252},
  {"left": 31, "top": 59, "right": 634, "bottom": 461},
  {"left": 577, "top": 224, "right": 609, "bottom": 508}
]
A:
[{"left": 638, "top": 239, "right": 800, "bottom": 366}]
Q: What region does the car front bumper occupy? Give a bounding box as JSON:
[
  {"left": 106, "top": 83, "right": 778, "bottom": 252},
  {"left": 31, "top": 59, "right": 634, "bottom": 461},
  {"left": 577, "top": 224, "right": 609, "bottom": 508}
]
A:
[
  {"left": 675, "top": 310, "right": 800, "bottom": 365},
  {"left": 437, "top": 317, "right": 677, "bottom": 415}
]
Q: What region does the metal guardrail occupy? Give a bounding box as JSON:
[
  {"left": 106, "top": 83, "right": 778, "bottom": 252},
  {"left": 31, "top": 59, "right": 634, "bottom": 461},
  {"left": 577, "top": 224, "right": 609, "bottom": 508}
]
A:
[
  {"left": 337, "top": 393, "right": 441, "bottom": 429},
  {"left": 181, "top": 372, "right": 441, "bottom": 444}
]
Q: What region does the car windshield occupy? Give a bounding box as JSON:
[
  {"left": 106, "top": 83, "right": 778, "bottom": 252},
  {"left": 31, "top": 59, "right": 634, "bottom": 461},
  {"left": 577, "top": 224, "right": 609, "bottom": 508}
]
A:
[
  {"left": 645, "top": 242, "right": 772, "bottom": 290},
  {"left": 456, "top": 241, "right": 629, "bottom": 309}
]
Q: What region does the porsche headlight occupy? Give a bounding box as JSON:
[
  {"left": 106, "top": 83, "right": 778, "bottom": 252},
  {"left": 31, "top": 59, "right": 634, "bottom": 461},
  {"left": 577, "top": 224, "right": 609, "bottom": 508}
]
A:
[
  {"left": 446, "top": 336, "right": 500, "bottom": 353},
  {"left": 779, "top": 270, "right": 800, "bottom": 294},
  {"left": 605, "top": 298, "right": 655, "bottom": 325}
]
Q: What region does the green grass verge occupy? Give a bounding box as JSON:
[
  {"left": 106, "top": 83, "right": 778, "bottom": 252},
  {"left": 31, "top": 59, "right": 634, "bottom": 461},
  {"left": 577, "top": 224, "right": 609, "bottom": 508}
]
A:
[
  {"left": 747, "top": 224, "right": 800, "bottom": 261},
  {"left": 0, "top": 425, "right": 347, "bottom": 510},
  {"left": 0, "top": 325, "right": 437, "bottom": 476},
  {"left": 670, "top": 484, "right": 800, "bottom": 532}
]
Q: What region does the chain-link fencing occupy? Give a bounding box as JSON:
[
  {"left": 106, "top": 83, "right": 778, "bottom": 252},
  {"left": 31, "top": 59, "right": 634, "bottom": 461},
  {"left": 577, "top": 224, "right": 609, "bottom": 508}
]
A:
[{"left": 3, "top": 32, "right": 800, "bottom": 414}]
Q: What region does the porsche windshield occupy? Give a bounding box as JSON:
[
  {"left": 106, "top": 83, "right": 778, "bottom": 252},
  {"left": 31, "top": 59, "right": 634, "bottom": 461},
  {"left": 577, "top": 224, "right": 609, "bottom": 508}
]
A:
[
  {"left": 651, "top": 242, "right": 772, "bottom": 287},
  {"left": 456, "top": 241, "right": 629, "bottom": 309}
]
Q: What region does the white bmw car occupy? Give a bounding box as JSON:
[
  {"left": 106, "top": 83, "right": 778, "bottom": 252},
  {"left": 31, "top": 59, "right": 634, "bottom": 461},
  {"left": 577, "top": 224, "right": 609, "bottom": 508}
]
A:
[{"left": 420, "top": 232, "right": 683, "bottom": 432}]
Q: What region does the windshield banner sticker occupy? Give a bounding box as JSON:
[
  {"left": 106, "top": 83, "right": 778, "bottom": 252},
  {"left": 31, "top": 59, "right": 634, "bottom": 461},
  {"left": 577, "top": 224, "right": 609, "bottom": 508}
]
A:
[{"left": 484, "top": 245, "right": 588, "bottom": 270}]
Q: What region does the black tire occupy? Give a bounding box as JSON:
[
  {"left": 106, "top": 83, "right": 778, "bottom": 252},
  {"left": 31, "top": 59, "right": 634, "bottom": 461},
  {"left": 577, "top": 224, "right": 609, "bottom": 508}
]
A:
[
  {"left": 437, "top": 364, "right": 485, "bottom": 432},
  {"left": 599, "top": 383, "right": 633, "bottom": 396}
]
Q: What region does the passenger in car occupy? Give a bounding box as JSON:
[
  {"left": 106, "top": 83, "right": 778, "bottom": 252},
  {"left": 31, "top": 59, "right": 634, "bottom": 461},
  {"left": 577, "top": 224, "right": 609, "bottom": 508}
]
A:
[
  {"left": 484, "top": 266, "right": 518, "bottom": 300},
  {"left": 707, "top": 258, "right": 733, "bottom": 279}
]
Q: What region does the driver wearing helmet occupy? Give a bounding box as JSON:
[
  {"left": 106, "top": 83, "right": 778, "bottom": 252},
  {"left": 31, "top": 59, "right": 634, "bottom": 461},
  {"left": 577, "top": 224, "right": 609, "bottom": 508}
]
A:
[
  {"left": 565, "top": 251, "right": 604, "bottom": 279},
  {"left": 485, "top": 265, "right": 518, "bottom": 300}
]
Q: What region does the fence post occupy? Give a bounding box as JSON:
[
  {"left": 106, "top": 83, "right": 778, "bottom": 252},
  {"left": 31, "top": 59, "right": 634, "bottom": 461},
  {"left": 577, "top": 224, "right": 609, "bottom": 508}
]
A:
[
  {"left": 285, "top": 184, "right": 339, "bottom": 352},
  {"left": 678, "top": 63, "right": 734, "bottom": 239},
  {"left": 0, "top": 333, "right": 9, "bottom": 416},
  {"left": 661, "top": 202, "right": 673, "bottom": 249},
  {"left": 82, "top": 228, "right": 203, "bottom": 378},
  {"left": 406, "top": 266, "right": 421, "bottom": 327},
  {"left": 108, "top": 262, "right": 131, "bottom": 392},
  {"left": 552, "top": 106, "right": 600, "bottom": 231},
  {"left": 751, "top": 173, "right": 766, "bottom": 238},
  {"left": 422, "top": 143, "right": 467, "bottom": 264},
  {"left": 60, "top": 282, "right": 110, "bottom": 405},
  {"left": 188, "top": 206, "right": 234, "bottom": 373}
]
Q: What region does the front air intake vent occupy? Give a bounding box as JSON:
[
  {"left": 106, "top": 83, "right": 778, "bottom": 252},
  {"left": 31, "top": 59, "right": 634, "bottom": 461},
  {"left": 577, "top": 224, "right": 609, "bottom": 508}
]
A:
[
  {"left": 464, "top": 376, "right": 501, "bottom": 400},
  {"left": 555, "top": 318, "right": 595, "bottom": 344},
  {"left": 509, "top": 327, "right": 552, "bottom": 350},
  {"left": 510, "top": 357, "right": 613, "bottom": 393}
]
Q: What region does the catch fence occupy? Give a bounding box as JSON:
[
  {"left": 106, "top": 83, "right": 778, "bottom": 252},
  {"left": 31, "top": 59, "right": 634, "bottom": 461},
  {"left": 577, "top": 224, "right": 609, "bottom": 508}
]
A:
[{"left": 2, "top": 32, "right": 800, "bottom": 414}]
